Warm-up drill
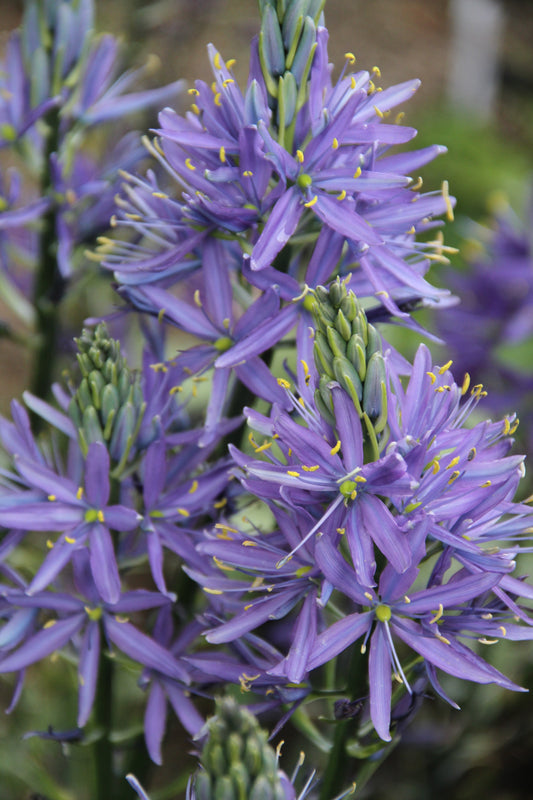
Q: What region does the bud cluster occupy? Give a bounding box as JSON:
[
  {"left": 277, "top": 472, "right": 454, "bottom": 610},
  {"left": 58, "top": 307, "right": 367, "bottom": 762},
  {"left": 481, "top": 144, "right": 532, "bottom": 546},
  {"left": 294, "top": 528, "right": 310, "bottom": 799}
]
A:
[
  {"left": 193, "top": 697, "right": 286, "bottom": 800},
  {"left": 68, "top": 323, "right": 145, "bottom": 471},
  {"left": 258, "top": 0, "right": 325, "bottom": 134},
  {"left": 311, "top": 280, "right": 388, "bottom": 458}
]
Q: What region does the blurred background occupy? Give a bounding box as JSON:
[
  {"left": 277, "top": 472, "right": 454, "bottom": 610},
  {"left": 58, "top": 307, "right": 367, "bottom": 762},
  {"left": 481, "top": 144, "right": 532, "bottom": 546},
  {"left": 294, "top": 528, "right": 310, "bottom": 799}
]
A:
[{"left": 1, "top": 1, "right": 533, "bottom": 798}]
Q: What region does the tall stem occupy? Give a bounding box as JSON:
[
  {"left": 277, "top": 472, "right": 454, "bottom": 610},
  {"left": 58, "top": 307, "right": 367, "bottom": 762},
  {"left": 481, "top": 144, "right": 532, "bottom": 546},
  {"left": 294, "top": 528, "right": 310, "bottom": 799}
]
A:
[{"left": 30, "top": 108, "right": 66, "bottom": 408}]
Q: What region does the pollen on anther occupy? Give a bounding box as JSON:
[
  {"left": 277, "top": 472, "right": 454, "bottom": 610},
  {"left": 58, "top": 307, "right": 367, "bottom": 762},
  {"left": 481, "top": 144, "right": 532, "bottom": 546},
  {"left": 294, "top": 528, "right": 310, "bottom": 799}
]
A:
[
  {"left": 344, "top": 52, "right": 356, "bottom": 65},
  {"left": 330, "top": 440, "right": 341, "bottom": 455}
]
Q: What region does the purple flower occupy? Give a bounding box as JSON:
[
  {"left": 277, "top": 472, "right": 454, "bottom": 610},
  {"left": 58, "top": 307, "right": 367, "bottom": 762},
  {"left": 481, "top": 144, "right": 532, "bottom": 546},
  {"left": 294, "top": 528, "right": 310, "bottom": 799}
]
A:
[{"left": 0, "top": 442, "right": 140, "bottom": 603}]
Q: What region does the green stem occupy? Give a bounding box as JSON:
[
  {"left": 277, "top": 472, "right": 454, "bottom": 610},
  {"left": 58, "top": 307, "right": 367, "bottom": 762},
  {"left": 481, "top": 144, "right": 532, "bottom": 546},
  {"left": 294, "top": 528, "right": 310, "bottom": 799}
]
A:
[
  {"left": 93, "top": 643, "right": 116, "bottom": 799},
  {"left": 30, "top": 107, "right": 66, "bottom": 409},
  {"left": 319, "top": 646, "right": 366, "bottom": 800}
]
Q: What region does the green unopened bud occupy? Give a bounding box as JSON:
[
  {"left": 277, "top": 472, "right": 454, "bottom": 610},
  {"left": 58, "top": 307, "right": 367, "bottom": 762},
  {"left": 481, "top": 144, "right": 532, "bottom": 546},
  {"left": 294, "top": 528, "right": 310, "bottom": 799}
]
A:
[
  {"left": 363, "top": 352, "right": 386, "bottom": 421},
  {"left": 260, "top": 5, "right": 285, "bottom": 79},
  {"left": 193, "top": 697, "right": 286, "bottom": 800}
]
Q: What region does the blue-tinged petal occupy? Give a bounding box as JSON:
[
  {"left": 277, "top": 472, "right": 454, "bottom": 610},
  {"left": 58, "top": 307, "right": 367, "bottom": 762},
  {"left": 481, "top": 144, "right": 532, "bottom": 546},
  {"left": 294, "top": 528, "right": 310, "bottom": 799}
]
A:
[
  {"left": 78, "top": 621, "right": 100, "bottom": 727},
  {"left": 345, "top": 503, "right": 378, "bottom": 589},
  {"left": 235, "top": 357, "right": 290, "bottom": 408},
  {"left": 250, "top": 186, "right": 302, "bottom": 271},
  {"left": 201, "top": 237, "right": 234, "bottom": 328},
  {"left": 147, "top": 529, "right": 170, "bottom": 597},
  {"left": 166, "top": 681, "right": 204, "bottom": 736},
  {"left": 143, "top": 438, "right": 167, "bottom": 510},
  {"left": 89, "top": 524, "right": 121, "bottom": 605},
  {"left": 85, "top": 442, "right": 110, "bottom": 508},
  {"left": 369, "top": 625, "right": 392, "bottom": 741},
  {"left": 232, "top": 286, "right": 282, "bottom": 340},
  {"left": 0, "top": 608, "right": 37, "bottom": 650},
  {"left": 84, "top": 81, "right": 185, "bottom": 125},
  {"left": 357, "top": 495, "right": 411, "bottom": 575},
  {"left": 313, "top": 193, "right": 382, "bottom": 246},
  {"left": 282, "top": 591, "right": 317, "bottom": 683},
  {"left": 0, "top": 614, "right": 85, "bottom": 673},
  {"left": 395, "top": 572, "right": 502, "bottom": 615},
  {"left": 344, "top": 123, "right": 417, "bottom": 145},
  {"left": 12, "top": 458, "right": 78, "bottom": 504},
  {"left": 0, "top": 502, "right": 82, "bottom": 530},
  {"left": 104, "top": 617, "right": 191, "bottom": 683},
  {"left": 103, "top": 505, "right": 140, "bottom": 531},
  {"left": 132, "top": 285, "right": 220, "bottom": 339},
  {"left": 0, "top": 198, "right": 50, "bottom": 229},
  {"left": 205, "top": 589, "right": 302, "bottom": 644},
  {"left": 273, "top": 413, "right": 342, "bottom": 474},
  {"left": 27, "top": 533, "right": 86, "bottom": 595},
  {"left": 379, "top": 145, "right": 448, "bottom": 174},
  {"left": 144, "top": 682, "right": 166, "bottom": 765},
  {"left": 307, "top": 611, "right": 373, "bottom": 670},
  {"left": 111, "top": 591, "right": 172, "bottom": 614},
  {"left": 331, "top": 385, "right": 363, "bottom": 470},
  {"left": 21, "top": 392, "right": 76, "bottom": 438},
  {"left": 217, "top": 307, "right": 296, "bottom": 369},
  {"left": 392, "top": 618, "right": 523, "bottom": 690}
]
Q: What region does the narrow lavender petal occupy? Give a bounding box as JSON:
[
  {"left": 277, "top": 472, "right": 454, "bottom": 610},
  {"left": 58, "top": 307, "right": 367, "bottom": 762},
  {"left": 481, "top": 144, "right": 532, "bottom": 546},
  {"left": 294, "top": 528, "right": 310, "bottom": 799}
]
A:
[
  {"left": 166, "top": 681, "right": 204, "bottom": 737},
  {"left": 331, "top": 385, "right": 363, "bottom": 471},
  {"left": 205, "top": 589, "right": 301, "bottom": 644},
  {"left": 250, "top": 186, "right": 302, "bottom": 271},
  {"left": 0, "top": 615, "right": 84, "bottom": 673},
  {"left": 357, "top": 496, "right": 411, "bottom": 575},
  {"left": 85, "top": 442, "right": 110, "bottom": 508},
  {"left": 78, "top": 621, "right": 100, "bottom": 727},
  {"left": 89, "top": 524, "right": 121, "bottom": 605},
  {"left": 314, "top": 193, "right": 382, "bottom": 246},
  {"left": 143, "top": 438, "right": 167, "bottom": 509},
  {"left": 284, "top": 592, "right": 317, "bottom": 683},
  {"left": 369, "top": 625, "right": 392, "bottom": 741},
  {"left": 144, "top": 682, "right": 167, "bottom": 765},
  {"left": 307, "top": 611, "right": 373, "bottom": 670},
  {"left": 103, "top": 505, "right": 140, "bottom": 531},
  {"left": 217, "top": 307, "right": 296, "bottom": 368},
  {"left": 27, "top": 535, "right": 85, "bottom": 595},
  {"left": 396, "top": 572, "right": 502, "bottom": 615},
  {"left": 0, "top": 502, "right": 82, "bottom": 531},
  {"left": 104, "top": 617, "right": 191, "bottom": 683},
  {"left": 21, "top": 392, "right": 76, "bottom": 438}
]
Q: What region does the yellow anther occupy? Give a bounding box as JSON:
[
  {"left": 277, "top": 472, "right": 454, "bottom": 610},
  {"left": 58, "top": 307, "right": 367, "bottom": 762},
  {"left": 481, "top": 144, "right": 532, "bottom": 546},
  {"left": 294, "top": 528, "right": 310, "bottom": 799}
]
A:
[
  {"left": 226, "top": 59, "right": 236, "bottom": 69},
  {"left": 169, "top": 385, "right": 182, "bottom": 395},
  {"left": 429, "top": 604, "right": 444, "bottom": 624},
  {"left": 219, "top": 146, "right": 226, "bottom": 163},
  {"left": 214, "top": 93, "right": 221, "bottom": 106},
  {"left": 276, "top": 741, "right": 285, "bottom": 758},
  {"left": 344, "top": 52, "right": 356, "bottom": 65},
  {"left": 373, "top": 105, "right": 384, "bottom": 118},
  {"left": 364, "top": 592, "right": 373, "bottom": 601},
  {"left": 302, "top": 464, "right": 320, "bottom": 472},
  {"left": 304, "top": 195, "right": 318, "bottom": 208},
  {"left": 499, "top": 626, "right": 507, "bottom": 636},
  {"left": 372, "top": 65, "right": 381, "bottom": 78},
  {"left": 336, "top": 527, "right": 346, "bottom": 535},
  {"left": 243, "top": 170, "right": 253, "bottom": 177},
  {"left": 222, "top": 78, "right": 234, "bottom": 87},
  {"left": 152, "top": 191, "right": 169, "bottom": 199},
  {"left": 48, "top": 494, "right": 56, "bottom": 502},
  {"left": 461, "top": 373, "right": 471, "bottom": 395},
  {"left": 404, "top": 595, "right": 411, "bottom": 603},
  {"left": 478, "top": 637, "right": 498, "bottom": 645},
  {"left": 190, "top": 103, "right": 200, "bottom": 115},
  {"left": 480, "top": 480, "right": 492, "bottom": 488},
  {"left": 296, "top": 149, "right": 304, "bottom": 163},
  {"left": 65, "top": 536, "right": 76, "bottom": 544},
  {"left": 432, "top": 459, "right": 441, "bottom": 474},
  {"left": 287, "top": 471, "right": 300, "bottom": 477},
  {"left": 442, "top": 180, "right": 454, "bottom": 221},
  {"left": 337, "top": 190, "right": 347, "bottom": 201},
  {"left": 503, "top": 417, "right": 511, "bottom": 435},
  {"left": 97, "top": 510, "right": 105, "bottom": 523},
  {"left": 194, "top": 289, "right": 202, "bottom": 306},
  {"left": 350, "top": 489, "right": 357, "bottom": 500},
  {"left": 242, "top": 540, "right": 258, "bottom": 547},
  {"left": 330, "top": 440, "right": 342, "bottom": 455},
  {"left": 360, "top": 643, "right": 367, "bottom": 654},
  {"left": 213, "top": 498, "right": 227, "bottom": 509},
  {"left": 353, "top": 166, "right": 362, "bottom": 179},
  {"left": 350, "top": 76, "right": 356, "bottom": 89},
  {"left": 375, "top": 290, "right": 389, "bottom": 297},
  {"left": 188, "top": 88, "right": 200, "bottom": 96},
  {"left": 46, "top": 540, "right": 54, "bottom": 549},
  {"left": 204, "top": 587, "right": 223, "bottom": 595},
  {"left": 447, "top": 470, "right": 460, "bottom": 484},
  {"left": 44, "top": 619, "right": 57, "bottom": 629},
  {"left": 177, "top": 507, "right": 190, "bottom": 517},
  {"left": 251, "top": 577, "right": 264, "bottom": 589},
  {"left": 332, "top": 137, "right": 339, "bottom": 149},
  {"left": 439, "top": 360, "right": 453, "bottom": 374},
  {"left": 277, "top": 377, "right": 291, "bottom": 389},
  {"left": 446, "top": 456, "right": 460, "bottom": 470},
  {"left": 509, "top": 419, "right": 520, "bottom": 434},
  {"left": 435, "top": 633, "right": 451, "bottom": 645},
  {"left": 426, "top": 371, "right": 436, "bottom": 384},
  {"left": 213, "top": 52, "right": 223, "bottom": 69},
  {"left": 185, "top": 157, "right": 196, "bottom": 171},
  {"left": 354, "top": 475, "right": 367, "bottom": 483}
]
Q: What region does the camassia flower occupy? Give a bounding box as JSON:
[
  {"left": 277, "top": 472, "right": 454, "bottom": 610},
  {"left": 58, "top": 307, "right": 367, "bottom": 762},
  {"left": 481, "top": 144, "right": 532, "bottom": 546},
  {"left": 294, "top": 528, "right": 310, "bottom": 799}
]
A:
[{"left": 0, "top": 441, "right": 140, "bottom": 604}]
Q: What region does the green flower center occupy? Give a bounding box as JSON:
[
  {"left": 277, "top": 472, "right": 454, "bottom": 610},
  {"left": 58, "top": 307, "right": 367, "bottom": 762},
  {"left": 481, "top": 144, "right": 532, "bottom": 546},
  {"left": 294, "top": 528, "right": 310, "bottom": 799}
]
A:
[
  {"left": 375, "top": 604, "right": 392, "bottom": 622},
  {"left": 297, "top": 173, "right": 313, "bottom": 189},
  {"left": 85, "top": 606, "right": 103, "bottom": 622},
  {"left": 339, "top": 479, "right": 357, "bottom": 499},
  {"left": 214, "top": 336, "right": 233, "bottom": 352}
]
